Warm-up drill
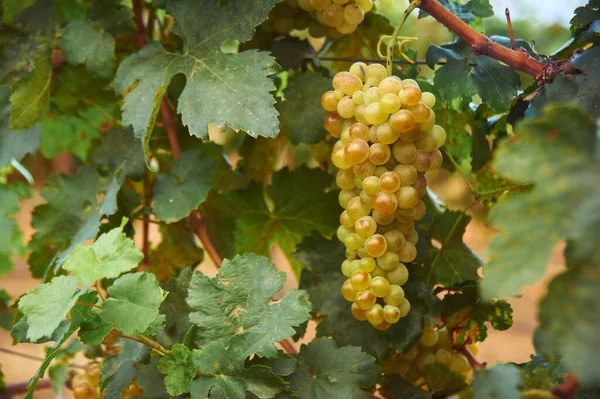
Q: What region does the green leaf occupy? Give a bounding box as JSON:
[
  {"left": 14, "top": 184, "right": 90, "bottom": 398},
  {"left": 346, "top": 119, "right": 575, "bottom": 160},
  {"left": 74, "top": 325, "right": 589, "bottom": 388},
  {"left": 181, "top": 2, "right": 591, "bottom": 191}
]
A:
[
  {"left": 11, "top": 318, "right": 71, "bottom": 344},
  {"left": 283, "top": 337, "right": 381, "bottom": 399},
  {"left": 425, "top": 210, "right": 481, "bottom": 287},
  {"left": 59, "top": 20, "right": 115, "bottom": 78},
  {"left": 419, "top": 0, "right": 493, "bottom": 24},
  {"left": 0, "top": 183, "right": 28, "bottom": 276},
  {"left": 91, "top": 128, "right": 146, "bottom": 180},
  {"left": 39, "top": 114, "right": 101, "bottom": 161},
  {"left": 437, "top": 108, "right": 471, "bottom": 166},
  {"left": 482, "top": 104, "right": 598, "bottom": 298},
  {"left": 157, "top": 344, "right": 197, "bottom": 395},
  {"left": 101, "top": 339, "right": 149, "bottom": 399},
  {"left": 0, "top": 289, "right": 13, "bottom": 330},
  {"left": 187, "top": 253, "right": 311, "bottom": 357},
  {"left": 89, "top": 0, "right": 135, "bottom": 35},
  {"left": 423, "top": 363, "right": 468, "bottom": 394},
  {"left": 49, "top": 363, "right": 69, "bottom": 394},
  {"left": 278, "top": 72, "right": 330, "bottom": 145},
  {"left": 380, "top": 375, "right": 433, "bottom": 399},
  {"left": 62, "top": 221, "right": 143, "bottom": 286},
  {"left": 471, "top": 364, "right": 521, "bottom": 399},
  {"left": 427, "top": 40, "right": 520, "bottom": 111},
  {"left": 70, "top": 292, "right": 113, "bottom": 345},
  {"left": 115, "top": 0, "right": 280, "bottom": 157},
  {"left": 475, "top": 164, "right": 533, "bottom": 208},
  {"left": 102, "top": 272, "right": 167, "bottom": 336},
  {"left": 9, "top": 49, "right": 51, "bottom": 130},
  {"left": 190, "top": 334, "right": 286, "bottom": 398},
  {"left": 153, "top": 149, "right": 218, "bottom": 223},
  {"left": 17, "top": 276, "right": 82, "bottom": 342},
  {"left": 519, "top": 354, "right": 567, "bottom": 390},
  {"left": 198, "top": 191, "right": 238, "bottom": 260},
  {"left": 1, "top": 0, "right": 39, "bottom": 23},
  {"left": 0, "top": 86, "right": 40, "bottom": 167},
  {"left": 136, "top": 355, "right": 169, "bottom": 398},
  {"left": 226, "top": 167, "right": 338, "bottom": 261}
]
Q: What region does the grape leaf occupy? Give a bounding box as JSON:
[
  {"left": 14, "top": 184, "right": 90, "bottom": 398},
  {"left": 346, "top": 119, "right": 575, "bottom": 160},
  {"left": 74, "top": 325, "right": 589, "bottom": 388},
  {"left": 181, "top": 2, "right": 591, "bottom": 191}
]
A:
[
  {"left": 70, "top": 292, "right": 113, "bottom": 345},
  {"left": 0, "top": 289, "right": 13, "bottom": 330},
  {"left": 39, "top": 114, "right": 101, "bottom": 161},
  {"left": 198, "top": 191, "right": 238, "bottom": 260},
  {"left": 9, "top": 49, "right": 51, "bottom": 130},
  {"left": 101, "top": 339, "right": 149, "bottom": 399},
  {"left": 156, "top": 267, "right": 194, "bottom": 346},
  {"left": 519, "top": 354, "right": 567, "bottom": 390},
  {"left": 149, "top": 223, "right": 203, "bottom": 282},
  {"left": 101, "top": 272, "right": 167, "bottom": 336},
  {"left": 423, "top": 363, "right": 468, "bottom": 394},
  {"left": 187, "top": 253, "right": 311, "bottom": 358},
  {"left": 425, "top": 210, "right": 481, "bottom": 287},
  {"left": 527, "top": 47, "right": 600, "bottom": 118},
  {"left": 0, "top": 85, "right": 40, "bottom": 167},
  {"left": 278, "top": 72, "right": 330, "bottom": 145},
  {"left": 419, "top": 0, "right": 493, "bottom": 24},
  {"left": 470, "top": 364, "right": 521, "bottom": 399},
  {"left": 427, "top": 40, "right": 520, "bottom": 111},
  {"left": 189, "top": 334, "right": 286, "bottom": 399},
  {"left": 437, "top": 108, "right": 471, "bottom": 166},
  {"left": 136, "top": 355, "right": 169, "bottom": 398},
  {"left": 156, "top": 344, "right": 197, "bottom": 395},
  {"left": 475, "top": 164, "right": 533, "bottom": 207},
  {"left": 226, "top": 167, "right": 338, "bottom": 261},
  {"left": 62, "top": 221, "right": 143, "bottom": 286},
  {"left": 153, "top": 149, "right": 217, "bottom": 223},
  {"left": 0, "top": 183, "right": 30, "bottom": 276},
  {"left": 282, "top": 337, "right": 381, "bottom": 399},
  {"left": 59, "top": 20, "right": 115, "bottom": 78},
  {"left": 481, "top": 105, "right": 599, "bottom": 298},
  {"left": 48, "top": 363, "right": 69, "bottom": 395},
  {"left": 115, "top": 0, "right": 280, "bottom": 157},
  {"left": 89, "top": 0, "right": 135, "bottom": 35},
  {"left": 91, "top": 127, "right": 146, "bottom": 180},
  {"left": 17, "top": 275, "right": 82, "bottom": 341},
  {"left": 1, "top": 0, "right": 39, "bottom": 24},
  {"left": 380, "top": 375, "right": 433, "bottom": 399}
]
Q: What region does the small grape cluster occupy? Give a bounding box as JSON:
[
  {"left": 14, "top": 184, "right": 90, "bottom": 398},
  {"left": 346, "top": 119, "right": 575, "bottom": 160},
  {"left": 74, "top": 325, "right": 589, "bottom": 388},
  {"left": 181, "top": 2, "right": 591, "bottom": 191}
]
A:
[
  {"left": 261, "top": 0, "right": 374, "bottom": 38},
  {"left": 380, "top": 327, "right": 474, "bottom": 388},
  {"left": 322, "top": 63, "right": 446, "bottom": 330}
]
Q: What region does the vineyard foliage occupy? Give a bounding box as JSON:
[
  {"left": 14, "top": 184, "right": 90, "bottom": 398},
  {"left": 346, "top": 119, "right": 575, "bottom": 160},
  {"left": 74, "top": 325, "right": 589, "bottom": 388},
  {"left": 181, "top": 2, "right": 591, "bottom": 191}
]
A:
[{"left": 0, "top": 0, "right": 599, "bottom": 398}]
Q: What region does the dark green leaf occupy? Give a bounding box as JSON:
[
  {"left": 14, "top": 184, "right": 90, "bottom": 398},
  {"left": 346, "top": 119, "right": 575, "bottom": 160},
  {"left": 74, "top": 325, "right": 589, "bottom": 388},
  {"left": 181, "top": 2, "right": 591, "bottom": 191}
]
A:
[
  {"left": 101, "top": 339, "right": 149, "bottom": 399},
  {"left": 91, "top": 128, "right": 146, "bottom": 180},
  {"left": 0, "top": 86, "right": 40, "bottom": 167},
  {"left": 136, "top": 355, "right": 169, "bottom": 398},
  {"left": 0, "top": 182, "right": 29, "bottom": 276},
  {"left": 59, "top": 20, "right": 115, "bottom": 78},
  {"left": 380, "top": 375, "right": 433, "bottom": 399},
  {"left": 471, "top": 364, "right": 521, "bottom": 399},
  {"left": 156, "top": 268, "right": 194, "bottom": 347},
  {"left": 89, "top": 0, "right": 135, "bottom": 35},
  {"left": 423, "top": 363, "right": 468, "bottom": 394}
]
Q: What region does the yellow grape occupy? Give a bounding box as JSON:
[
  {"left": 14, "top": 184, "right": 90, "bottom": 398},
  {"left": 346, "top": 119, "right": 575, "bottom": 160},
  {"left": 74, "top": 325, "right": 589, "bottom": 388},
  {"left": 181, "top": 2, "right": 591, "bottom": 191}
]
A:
[
  {"left": 374, "top": 166, "right": 387, "bottom": 177},
  {"left": 392, "top": 141, "right": 417, "bottom": 164},
  {"left": 379, "top": 171, "right": 401, "bottom": 193},
  {"left": 449, "top": 354, "right": 470, "bottom": 374},
  {"left": 395, "top": 207, "right": 416, "bottom": 223},
  {"left": 373, "top": 191, "right": 398, "bottom": 216},
  {"left": 401, "top": 78, "right": 418, "bottom": 87},
  {"left": 365, "top": 63, "right": 387, "bottom": 82},
  {"left": 350, "top": 269, "right": 371, "bottom": 290},
  {"left": 339, "top": 210, "right": 354, "bottom": 228},
  {"left": 421, "top": 92, "right": 436, "bottom": 108},
  {"left": 431, "top": 124, "right": 447, "bottom": 147},
  {"left": 429, "top": 149, "right": 443, "bottom": 170},
  {"left": 408, "top": 103, "right": 431, "bottom": 124},
  {"left": 337, "top": 96, "right": 356, "bottom": 118},
  {"left": 353, "top": 159, "right": 376, "bottom": 179},
  {"left": 420, "top": 326, "right": 439, "bottom": 347},
  {"left": 339, "top": 73, "right": 363, "bottom": 95},
  {"left": 352, "top": 90, "right": 365, "bottom": 104},
  {"left": 362, "top": 175, "right": 380, "bottom": 195},
  {"left": 412, "top": 149, "right": 432, "bottom": 173},
  {"left": 398, "top": 298, "right": 411, "bottom": 317},
  {"left": 373, "top": 209, "right": 395, "bottom": 225},
  {"left": 323, "top": 4, "right": 345, "bottom": 27},
  {"left": 354, "top": 104, "right": 369, "bottom": 124},
  {"left": 324, "top": 112, "right": 343, "bottom": 137},
  {"left": 349, "top": 122, "right": 369, "bottom": 141},
  {"left": 338, "top": 189, "right": 357, "bottom": 209},
  {"left": 365, "top": 234, "right": 387, "bottom": 257},
  {"left": 359, "top": 190, "right": 373, "bottom": 208},
  {"left": 344, "top": 139, "right": 369, "bottom": 164},
  {"left": 341, "top": 279, "right": 358, "bottom": 301},
  {"left": 355, "top": 289, "right": 377, "bottom": 309},
  {"left": 346, "top": 196, "right": 370, "bottom": 220},
  {"left": 351, "top": 303, "right": 368, "bottom": 320},
  {"left": 344, "top": 232, "right": 365, "bottom": 251},
  {"left": 373, "top": 320, "right": 391, "bottom": 331},
  {"left": 386, "top": 263, "right": 408, "bottom": 285},
  {"left": 343, "top": 4, "right": 365, "bottom": 24},
  {"left": 399, "top": 85, "right": 422, "bottom": 106},
  {"left": 413, "top": 173, "right": 427, "bottom": 197},
  {"left": 337, "top": 21, "right": 358, "bottom": 34},
  {"left": 366, "top": 304, "right": 385, "bottom": 325},
  {"left": 370, "top": 276, "right": 391, "bottom": 297},
  {"left": 390, "top": 109, "right": 415, "bottom": 133},
  {"left": 336, "top": 169, "right": 355, "bottom": 190},
  {"left": 359, "top": 257, "right": 376, "bottom": 272},
  {"left": 377, "top": 250, "right": 400, "bottom": 271},
  {"left": 368, "top": 143, "right": 391, "bottom": 165},
  {"left": 349, "top": 62, "right": 367, "bottom": 80},
  {"left": 396, "top": 186, "right": 419, "bottom": 209},
  {"left": 393, "top": 164, "right": 417, "bottom": 186},
  {"left": 398, "top": 241, "right": 417, "bottom": 263},
  {"left": 406, "top": 229, "right": 418, "bottom": 245},
  {"left": 376, "top": 121, "right": 401, "bottom": 144},
  {"left": 383, "top": 229, "right": 406, "bottom": 252},
  {"left": 436, "top": 328, "right": 452, "bottom": 350},
  {"left": 380, "top": 93, "right": 402, "bottom": 114},
  {"left": 383, "top": 284, "right": 405, "bottom": 306},
  {"left": 383, "top": 304, "right": 401, "bottom": 323},
  {"left": 355, "top": 0, "right": 374, "bottom": 12},
  {"left": 355, "top": 216, "right": 377, "bottom": 238},
  {"left": 332, "top": 71, "right": 350, "bottom": 90},
  {"left": 321, "top": 91, "right": 338, "bottom": 112},
  {"left": 363, "top": 87, "right": 381, "bottom": 105}
]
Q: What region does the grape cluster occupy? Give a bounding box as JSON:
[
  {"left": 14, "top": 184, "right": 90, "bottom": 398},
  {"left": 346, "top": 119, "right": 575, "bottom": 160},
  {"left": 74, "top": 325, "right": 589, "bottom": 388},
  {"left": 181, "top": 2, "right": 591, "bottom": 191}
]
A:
[
  {"left": 380, "top": 327, "right": 475, "bottom": 388},
  {"left": 261, "top": 0, "right": 374, "bottom": 38},
  {"left": 322, "top": 63, "right": 446, "bottom": 330}
]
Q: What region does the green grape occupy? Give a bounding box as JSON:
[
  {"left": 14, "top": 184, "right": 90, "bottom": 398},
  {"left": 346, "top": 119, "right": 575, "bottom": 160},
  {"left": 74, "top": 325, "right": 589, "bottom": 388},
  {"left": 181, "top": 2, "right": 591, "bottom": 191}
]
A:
[
  {"left": 354, "top": 104, "right": 368, "bottom": 124},
  {"left": 365, "top": 63, "right": 387, "bottom": 82},
  {"left": 420, "top": 327, "right": 439, "bottom": 347},
  {"left": 359, "top": 190, "right": 373, "bottom": 208},
  {"left": 359, "top": 257, "right": 376, "bottom": 272},
  {"left": 449, "top": 354, "right": 470, "bottom": 374},
  {"left": 373, "top": 191, "right": 398, "bottom": 216},
  {"left": 379, "top": 171, "right": 401, "bottom": 193},
  {"left": 380, "top": 93, "right": 402, "bottom": 114},
  {"left": 344, "top": 139, "right": 369, "bottom": 164},
  {"left": 355, "top": 216, "right": 377, "bottom": 238},
  {"left": 431, "top": 124, "right": 447, "bottom": 148},
  {"left": 353, "top": 159, "right": 376, "bottom": 179},
  {"left": 383, "top": 229, "right": 406, "bottom": 252},
  {"left": 349, "top": 122, "right": 369, "bottom": 141},
  {"left": 362, "top": 175, "right": 380, "bottom": 195},
  {"left": 349, "top": 61, "right": 367, "bottom": 80},
  {"left": 308, "top": 19, "right": 329, "bottom": 37},
  {"left": 406, "top": 229, "right": 419, "bottom": 245},
  {"left": 436, "top": 328, "right": 452, "bottom": 350},
  {"left": 413, "top": 173, "right": 427, "bottom": 197},
  {"left": 373, "top": 209, "right": 395, "bottom": 225},
  {"left": 383, "top": 284, "right": 405, "bottom": 306},
  {"left": 421, "top": 92, "right": 436, "bottom": 108},
  {"left": 414, "top": 200, "right": 426, "bottom": 220},
  {"left": 396, "top": 186, "right": 419, "bottom": 209},
  {"left": 344, "top": 232, "right": 365, "bottom": 251},
  {"left": 336, "top": 169, "right": 355, "bottom": 190},
  {"left": 435, "top": 349, "right": 452, "bottom": 366},
  {"left": 324, "top": 112, "right": 343, "bottom": 137},
  {"left": 374, "top": 166, "right": 388, "bottom": 177},
  {"left": 377, "top": 250, "right": 400, "bottom": 271},
  {"left": 414, "top": 133, "right": 437, "bottom": 152},
  {"left": 389, "top": 109, "right": 415, "bottom": 133},
  {"left": 395, "top": 222, "right": 414, "bottom": 236},
  {"left": 351, "top": 303, "right": 367, "bottom": 321},
  {"left": 343, "top": 3, "right": 364, "bottom": 24},
  {"left": 321, "top": 91, "right": 338, "bottom": 112},
  {"left": 365, "top": 234, "right": 387, "bottom": 257},
  {"left": 412, "top": 149, "right": 432, "bottom": 173},
  {"left": 341, "top": 279, "right": 357, "bottom": 301},
  {"left": 339, "top": 210, "right": 354, "bottom": 228},
  {"left": 355, "top": 289, "right": 377, "bottom": 310},
  {"left": 386, "top": 263, "right": 408, "bottom": 285},
  {"left": 393, "top": 164, "right": 417, "bottom": 186},
  {"left": 346, "top": 196, "right": 370, "bottom": 220},
  {"left": 366, "top": 303, "right": 385, "bottom": 325},
  {"left": 333, "top": 89, "right": 345, "bottom": 100},
  {"left": 337, "top": 96, "right": 357, "bottom": 118},
  {"left": 341, "top": 259, "right": 353, "bottom": 276},
  {"left": 338, "top": 189, "right": 358, "bottom": 209},
  {"left": 401, "top": 78, "right": 418, "bottom": 87},
  {"left": 298, "top": 0, "right": 315, "bottom": 10},
  {"left": 352, "top": 90, "right": 365, "bottom": 105},
  {"left": 354, "top": 175, "right": 363, "bottom": 190},
  {"left": 368, "top": 143, "right": 392, "bottom": 165},
  {"left": 395, "top": 207, "right": 416, "bottom": 223},
  {"left": 371, "top": 265, "right": 386, "bottom": 278},
  {"left": 392, "top": 141, "right": 417, "bottom": 164},
  {"left": 350, "top": 269, "right": 371, "bottom": 290},
  {"left": 404, "top": 346, "right": 419, "bottom": 361},
  {"left": 346, "top": 248, "right": 358, "bottom": 260},
  {"left": 428, "top": 149, "right": 443, "bottom": 170},
  {"left": 363, "top": 87, "right": 381, "bottom": 105},
  {"left": 376, "top": 121, "right": 401, "bottom": 145},
  {"left": 399, "top": 298, "right": 411, "bottom": 317},
  {"left": 399, "top": 85, "right": 422, "bottom": 106},
  {"left": 364, "top": 102, "right": 388, "bottom": 125},
  {"left": 416, "top": 352, "right": 435, "bottom": 372},
  {"left": 378, "top": 76, "right": 403, "bottom": 94},
  {"left": 408, "top": 103, "right": 431, "bottom": 124},
  {"left": 336, "top": 225, "right": 353, "bottom": 241},
  {"left": 370, "top": 276, "right": 391, "bottom": 297},
  {"left": 336, "top": 21, "right": 357, "bottom": 34},
  {"left": 398, "top": 241, "right": 417, "bottom": 263}
]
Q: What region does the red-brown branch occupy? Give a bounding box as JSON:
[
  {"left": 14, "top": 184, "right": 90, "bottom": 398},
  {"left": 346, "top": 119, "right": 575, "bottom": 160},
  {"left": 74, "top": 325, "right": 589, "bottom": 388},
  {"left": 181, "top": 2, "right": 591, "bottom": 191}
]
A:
[
  {"left": 279, "top": 338, "right": 299, "bottom": 354},
  {"left": 0, "top": 379, "right": 52, "bottom": 398},
  {"left": 459, "top": 345, "right": 487, "bottom": 369},
  {"left": 132, "top": 0, "right": 146, "bottom": 48},
  {"left": 416, "top": 0, "right": 545, "bottom": 80},
  {"left": 160, "top": 99, "right": 181, "bottom": 162},
  {"left": 505, "top": 8, "right": 517, "bottom": 50},
  {"left": 189, "top": 211, "right": 223, "bottom": 267},
  {"left": 551, "top": 373, "right": 579, "bottom": 399}
]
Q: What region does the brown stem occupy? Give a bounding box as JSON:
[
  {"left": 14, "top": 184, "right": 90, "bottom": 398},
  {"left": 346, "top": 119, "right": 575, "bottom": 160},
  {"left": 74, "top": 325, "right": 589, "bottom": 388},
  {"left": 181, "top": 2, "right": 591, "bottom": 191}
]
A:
[
  {"left": 160, "top": 99, "right": 181, "bottom": 162},
  {"left": 551, "top": 373, "right": 579, "bottom": 399},
  {"left": 505, "top": 8, "right": 517, "bottom": 50},
  {"left": 147, "top": 7, "right": 156, "bottom": 42},
  {"left": 132, "top": 0, "right": 146, "bottom": 48},
  {"left": 416, "top": 0, "right": 545, "bottom": 80},
  {"left": 459, "top": 345, "right": 486, "bottom": 369},
  {"left": 142, "top": 177, "right": 151, "bottom": 267},
  {"left": 189, "top": 211, "right": 223, "bottom": 267},
  {"left": 279, "top": 339, "right": 298, "bottom": 355},
  {"left": 0, "top": 379, "right": 52, "bottom": 398},
  {"left": 75, "top": 301, "right": 103, "bottom": 310},
  {"left": 109, "top": 331, "right": 166, "bottom": 356},
  {"left": 362, "top": 390, "right": 385, "bottom": 399}
]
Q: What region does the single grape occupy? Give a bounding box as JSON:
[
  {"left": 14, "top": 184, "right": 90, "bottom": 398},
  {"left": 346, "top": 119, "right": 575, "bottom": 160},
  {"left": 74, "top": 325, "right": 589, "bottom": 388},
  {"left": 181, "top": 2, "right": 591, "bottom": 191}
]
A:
[
  {"left": 406, "top": 229, "right": 418, "bottom": 245},
  {"left": 401, "top": 78, "right": 418, "bottom": 87},
  {"left": 344, "top": 232, "right": 365, "bottom": 251},
  {"left": 298, "top": 0, "right": 315, "bottom": 10},
  {"left": 374, "top": 166, "right": 388, "bottom": 177},
  {"left": 421, "top": 92, "right": 436, "bottom": 108},
  {"left": 355, "top": 216, "right": 377, "bottom": 238},
  {"left": 355, "top": 289, "right": 377, "bottom": 310},
  {"left": 371, "top": 265, "right": 386, "bottom": 278},
  {"left": 383, "top": 229, "right": 406, "bottom": 252},
  {"left": 359, "top": 190, "right": 373, "bottom": 208},
  {"left": 386, "top": 263, "right": 409, "bottom": 285},
  {"left": 344, "top": 138, "right": 369, "bottom": 164},
  {"left": 373, "top": 191, "right": 398, "bottom": 216},
  {"left": 362, "top": 175, "right": 380, "bottom": 195},
  {"left": 337, "top": 96, "right": 357, "bottom": 118},
  {"left": 383, "top": 304, "right": 401, "bottom": 323},
  {"left": 364, "top": 103, "right": 388, "bottom": 125},
  {"left": 420, "top": 326, "right": 439, "bottom": 347},
  {"left": 416, "top": 352, "right": 436, "bottom": 372},
  {"left": 396, "top": 186, "right": 419, "bottom": 209},
  {"left": 365, "top": 63, "right": 387, "bottom": 82},
  {"left": 341, "top": 279, "right": 357, "bottom": 301},
  {"left": 379, "top": 93, "right": 401, "bottom": 114},
  {"left": 408, "top": 103, "right": 431, "bottom": 124},
  {"left": 353, "top": 159, "right": 376, "bottom": 179},
  {"left": 308, "top": 19, "right": 329, "bottom": 37},
  {"left": 349, "top": 62, "right": 367, "bottom": 80},
  {"left": 373, "top": 209, "right": 395, "bottom": 225},
  {"left": 366, "top": 303, "right": 385, "bottom": 325},
  {"left": 343, "top": 3, "right": 365, "bottom": 24},
  {"left": 359, "top": 257, "right": 376, "bottom": 272},
  {"left": 420, "top": 109, "right": 436, "bottom": 131},
  {"left": 336, "top": 225, "right": 353, "bottom": 241},
  {"left": 389, "top": 109, "right": 415, "bottom": 133},
  {"left": 431, "top": 125, "right": 447, "bottom": 148},
  {"left": 413, "top": 173, "right": 427, "bottom": 197},
  {"left": 395, "top": 222, "right": 414, "bottom": 236},
  {"left": 349, "top": 122, "right": 369, "bottom": 141},
  {"left": 449, "top": 354, "right": 470, "bottom": 374},
  {"left": 354, "top": 104, "right": 369, "bottom": 125},
  {"left": 336, "top": 21, "right": 358, "bottom": 34},
  {"left": 412, "top": 149, "right": 432, "bottom": 172},
  {"left": 393, "top": 164, "right": 417, "bottom": 186},
  {"left": 273, "top": 16, "right": 296, "bottom": 34},
  {"left": 339, "top": 210, "right": 354, "bottom": 228},
  {"left": 324, "top": 112, "right": 343, "bottom": 137},
  {"left": 398, "top": 298, "right": 411, "bottom": 317},
  {"left": 370, "top": 276, "right": 391, "bottom": 297},
  {"left": 392, "top": 141, "right": 417, "bottom": 164},
  {"left": 436, "top": 328, "right": 452, "bottom": 350},
  {"left": 435, "top": 349, "right": 452, "bottom": 366},
  {"left": 332, "top": 71, "right": 350, "bottom": 90},
  {"left": 376, "top": 121, "right": 401, "bottom": 144},
  {"left": 354, "top": 175, "right": 363, "bottom": 190},
  {"left": 351, "top": 302, "right": 367, "bottom": 321},
  {"left": 379, "top": 171, "right": 401, "bottom": 193},
  {"left": 368, "top": 143, "right": 392, "bottom": 165},
  {"left": 338, "top": 189, "right": 357, "bottom": 209},
  {"left": 373, "top": 320, "right": 391, "bottom": 331},
  {"left": 321, "top": 91, "right": 338, "bottom": 112},
  {"left": 399, "top": 85, "right": 422, "bottom": 106},
  {"left": 346, "top": 248, "right": 358, "bottom": 260},
  {"left": 399, "top": 125, "right": 421, "bottom": 143},
  {"left": 395, "top": 207, "right": 416, "bottom": 223},
  {"left": 365, "top": 234, "right": 387, "bottom": 257},
  {"left": 350, "top": 269, "right": 371, "bottom": 290},
  {"left": 428, "top": 149, "right": 443, "bottom": 170},
  {"left": 414, "top": 133, "right": 437, "bottom": 152},
  {"left": 363, "top": 87, "right": 381, "bottom": 105},
  {"left": 336, "top": 169, "right": 355, "bottom": 190},
  {"left": 346, "top": 196, "right": 370, "bottom": 221},
  {"left": 368, "top": 125, "right": 379, "bottom": 143},
  {"left": 378, "top": 76, "right": 402, "bottom": 94},
  {"left": 377, "top": 251, "right": 400, "bottom": 271},
  {"left": 414, "top": 200, "right": 426, "bottom": 220},
  {"left": 398, "top": 241, "right": 417, "bottom": 263},
  {"left": 383, "top": 284, "right": 405, "bottom": 306},
  {"left": 352, "top": 90, "right": 365, "bottom": 105}
]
